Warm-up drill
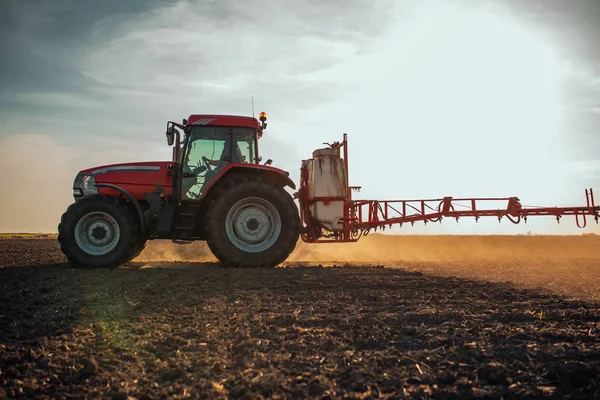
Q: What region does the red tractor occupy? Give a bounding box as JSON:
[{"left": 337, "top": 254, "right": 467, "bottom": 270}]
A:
[
  {"left": 58, "top": 112, "right": 599, "bottom": 268},
  {"left": 59, "top": 112, "right": 300, "bottom": 268}
]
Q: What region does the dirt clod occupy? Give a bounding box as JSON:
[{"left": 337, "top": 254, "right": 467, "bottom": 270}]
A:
[
  {"left": 106, "top": 391, "right": 128, "bottom": 400},
  {"left": 477, "top": 362, "right": 508, "bottom": 385},
  {"left": 80, "top": 358, "right": 98, "bottom": 378}
]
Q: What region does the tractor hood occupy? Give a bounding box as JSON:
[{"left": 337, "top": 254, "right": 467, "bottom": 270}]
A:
[
  {"left": 80, "top": 161, "right": 173, "bottom": 180},
  {"left": 73, "top": 161, "right": 174, "bottom": 201}
]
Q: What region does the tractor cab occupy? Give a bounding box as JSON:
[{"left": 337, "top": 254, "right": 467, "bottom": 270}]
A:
[{"left": 166, "top": 112, "right": 268, "bottom": 200}]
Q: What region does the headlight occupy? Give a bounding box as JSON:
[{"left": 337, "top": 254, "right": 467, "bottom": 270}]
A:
[
  {"left": 81, "top": 174, "right": 92, "bottom": 189},
  {"left": 73, "top": 173, "right": 98, "bottom": 200}
]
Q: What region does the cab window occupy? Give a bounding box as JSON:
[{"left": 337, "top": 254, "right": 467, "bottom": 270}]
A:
[{"left": 181, "top": 126, "right": 258, "bottom": 199}]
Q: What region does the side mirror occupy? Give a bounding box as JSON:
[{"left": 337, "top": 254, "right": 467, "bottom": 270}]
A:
[{"left": 166, "top": 126, "right": 175, "bottom": 146}]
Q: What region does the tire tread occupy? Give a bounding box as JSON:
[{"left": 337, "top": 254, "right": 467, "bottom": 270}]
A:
[{"left": 57, "top": 195, "right": 141, "bottom": 268}]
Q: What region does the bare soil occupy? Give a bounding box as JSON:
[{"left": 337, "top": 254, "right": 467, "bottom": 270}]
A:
[{"left": 1, "top": 236, "right": 599, "bottom": 399}]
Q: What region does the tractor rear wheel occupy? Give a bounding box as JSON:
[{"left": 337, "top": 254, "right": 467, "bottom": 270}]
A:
[
  {"left": 204, "top": 177, "right": 300, "bottom": 267},
  {"left": 58, "top": 195, "right": 142, "bottom": 268}
]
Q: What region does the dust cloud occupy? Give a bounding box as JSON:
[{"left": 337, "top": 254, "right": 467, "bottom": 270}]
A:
[
  {"left": 134, "top": 233, "right": 599, "bottom": 266},
  {"left": 286, "top": 233, "right": 600, "bottom": 264},
  {"left": 133, "top": 240, "right": 217, "bottom": 263},
  {"left": 131, "top": 234, "right": 600, "bottom": 300},
  {"left": 289, "top": 234, "right": 600, "bottom": 301}
]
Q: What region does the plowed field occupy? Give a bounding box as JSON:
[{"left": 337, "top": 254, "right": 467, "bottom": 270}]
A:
[{"left": 1, "top": 235, "right": 599, "bottom": 399}]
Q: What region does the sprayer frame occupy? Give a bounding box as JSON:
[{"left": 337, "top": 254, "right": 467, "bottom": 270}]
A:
[{"left": 297, "top": 134, "right": 600, "bottom": 243}]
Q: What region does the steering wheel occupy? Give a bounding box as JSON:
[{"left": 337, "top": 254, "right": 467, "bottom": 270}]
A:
[{"left": 201, "top": 156, "right": 212, "bottom": 171}]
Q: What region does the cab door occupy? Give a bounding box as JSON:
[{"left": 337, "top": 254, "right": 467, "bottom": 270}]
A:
[{"left": 181, "top": 137, "right": 228, "bottom": 199}]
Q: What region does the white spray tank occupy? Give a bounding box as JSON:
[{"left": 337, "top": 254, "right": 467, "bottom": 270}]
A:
[{"left": 302, "top": 146, "right": 348, "bottom": 232}]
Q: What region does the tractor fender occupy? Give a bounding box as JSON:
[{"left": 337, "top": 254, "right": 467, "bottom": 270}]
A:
[
  {"left": 201, "top": 164, "right": 296, "bottom": 200},
  {"left": 94, "top": 183, "right": 147, "bottom": 232}
]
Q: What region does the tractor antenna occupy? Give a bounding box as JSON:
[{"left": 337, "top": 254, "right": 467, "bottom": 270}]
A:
[{"left": 251, "top": 96, "right": 255, "bottom": 119}]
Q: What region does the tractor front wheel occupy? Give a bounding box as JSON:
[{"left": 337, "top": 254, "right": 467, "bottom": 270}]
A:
[
  {"left": 204, "top": 177, "right": 300, "bottom": 267},
  {"left": 58, "top": 195, "right": 142, "bottom": 268}
]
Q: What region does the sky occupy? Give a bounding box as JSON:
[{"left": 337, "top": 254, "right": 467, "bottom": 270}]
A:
[{"left": 0, "top": 0, "right": 598, "bottom": 234}]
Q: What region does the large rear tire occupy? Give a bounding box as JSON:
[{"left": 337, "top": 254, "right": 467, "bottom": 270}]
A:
[
  {"left": 58, "top": 195, "right": 141, "bottom": 268},
  {"left": 204, "top": 177, "right": 300, "bottom": 267}
]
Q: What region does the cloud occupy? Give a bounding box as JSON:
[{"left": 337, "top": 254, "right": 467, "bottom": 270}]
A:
[
  {"left": 0, "top": 0, "right": 598, "bottom": 234},
  {"left": 77, "top": 0, "right": 395, "bottom": 113},
  {"left": 498, "top": 0, "right": 600, "bottom": 69},
  {"left": 497, "top": 0, "right": 600, "bottom": 169},
  {"left": 13, "top": 92, "right": 104, "bottom": 109}
]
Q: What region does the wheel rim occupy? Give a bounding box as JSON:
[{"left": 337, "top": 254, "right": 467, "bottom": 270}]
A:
[
  {"left": 74, "top": 211, "right": 120, "bottom": 256},
  {"left": 225, "top": 197, "right": 281, "bottom": 253}
]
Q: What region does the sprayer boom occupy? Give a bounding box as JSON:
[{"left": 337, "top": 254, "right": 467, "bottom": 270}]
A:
[
  {"left": 351, "top": 191, "right": 598, "bottom": 230},
  {"left": 297, "top": 134, "right": 600, "bottom": 243}
]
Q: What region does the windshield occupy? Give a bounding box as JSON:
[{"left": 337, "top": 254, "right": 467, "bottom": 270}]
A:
[{"left": 186, "top": 126, "right": 258, "bottom": 165}]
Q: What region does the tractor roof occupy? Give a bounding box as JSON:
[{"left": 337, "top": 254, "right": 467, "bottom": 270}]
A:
[{"left": 186, "top": 114, "right": 260, "bottom": 129}]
